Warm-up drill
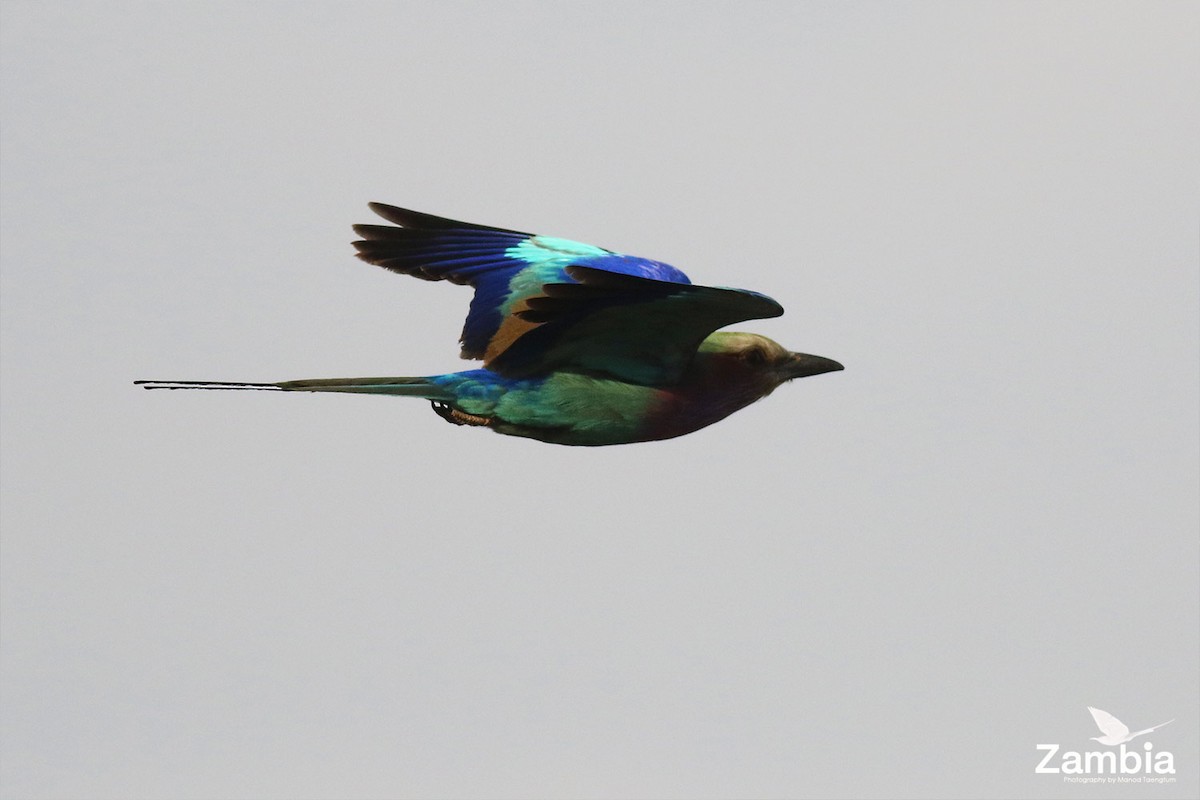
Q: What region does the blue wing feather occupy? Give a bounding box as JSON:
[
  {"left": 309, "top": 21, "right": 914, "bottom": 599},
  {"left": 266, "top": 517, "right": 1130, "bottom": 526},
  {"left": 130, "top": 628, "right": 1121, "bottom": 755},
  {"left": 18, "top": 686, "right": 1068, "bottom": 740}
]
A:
[
  {"left": 566, "top": 252, "right": 690, "bottom": 284},
  {"left": 353, "top": 204, "right": 694, "bottom": 359}
]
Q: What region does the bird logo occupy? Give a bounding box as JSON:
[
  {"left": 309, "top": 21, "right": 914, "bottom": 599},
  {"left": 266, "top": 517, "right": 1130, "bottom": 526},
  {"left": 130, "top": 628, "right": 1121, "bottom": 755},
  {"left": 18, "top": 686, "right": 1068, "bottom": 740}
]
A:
[
  {"left": 1087, "top": 707, "right": 1174, "bottom": 746},
  {"left": 138, "top": 204, "right": 843, "bottom": 445}
]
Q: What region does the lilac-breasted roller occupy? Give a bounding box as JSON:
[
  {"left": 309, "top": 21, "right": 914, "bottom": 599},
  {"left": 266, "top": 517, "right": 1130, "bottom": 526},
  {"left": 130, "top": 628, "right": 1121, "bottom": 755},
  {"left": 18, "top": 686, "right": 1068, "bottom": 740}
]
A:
[{"left": 138, "top": 204, "right": 843, "bottom": 445}]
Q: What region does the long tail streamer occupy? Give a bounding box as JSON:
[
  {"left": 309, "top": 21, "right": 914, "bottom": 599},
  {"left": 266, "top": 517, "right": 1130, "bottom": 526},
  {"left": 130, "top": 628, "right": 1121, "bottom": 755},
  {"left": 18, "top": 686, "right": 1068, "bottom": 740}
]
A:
[{"left": 135, "top": 380, "right": 283, "bottom": 391}]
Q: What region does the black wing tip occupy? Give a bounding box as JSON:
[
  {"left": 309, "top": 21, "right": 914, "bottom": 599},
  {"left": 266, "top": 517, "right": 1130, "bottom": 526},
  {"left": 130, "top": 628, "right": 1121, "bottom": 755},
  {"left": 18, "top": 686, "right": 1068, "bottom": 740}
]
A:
[
  {"left": 366, "top": 202, "right": 416, "bottom": 226},
  {"left": 363, "top": 202, "right": 532, "bottom": 236},
  {"left": 761, "top": 294, "right": 785, "bottom": 318},
  {"left": 352, "top": 223, "right": 408, "bottom": 240},
  {"left": 563, "top": 264, "right": 786, "bottom": 321}
]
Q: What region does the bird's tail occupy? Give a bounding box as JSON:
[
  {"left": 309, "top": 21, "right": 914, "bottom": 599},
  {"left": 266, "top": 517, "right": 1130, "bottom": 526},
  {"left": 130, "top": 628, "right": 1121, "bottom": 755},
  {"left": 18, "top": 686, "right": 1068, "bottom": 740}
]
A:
[{"left": 135, "top": 377, "right": 450, "bottom": 398}]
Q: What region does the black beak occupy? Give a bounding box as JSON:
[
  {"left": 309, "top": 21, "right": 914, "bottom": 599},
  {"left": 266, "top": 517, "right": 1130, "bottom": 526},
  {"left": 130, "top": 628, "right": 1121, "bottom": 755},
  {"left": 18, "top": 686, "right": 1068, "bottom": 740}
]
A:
[{"left": 784, "top": 352, "right": 844, "bottom": 380}]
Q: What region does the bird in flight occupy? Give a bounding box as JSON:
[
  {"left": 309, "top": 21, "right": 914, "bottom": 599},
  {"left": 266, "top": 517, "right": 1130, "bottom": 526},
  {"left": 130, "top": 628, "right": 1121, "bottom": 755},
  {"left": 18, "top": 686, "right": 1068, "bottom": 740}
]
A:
[
  {"left": 138, "top": 203, "right": 843, "bottom": 446},
  {"left": 1087, "top": 707, "right": 1174, "bottom": 745}
]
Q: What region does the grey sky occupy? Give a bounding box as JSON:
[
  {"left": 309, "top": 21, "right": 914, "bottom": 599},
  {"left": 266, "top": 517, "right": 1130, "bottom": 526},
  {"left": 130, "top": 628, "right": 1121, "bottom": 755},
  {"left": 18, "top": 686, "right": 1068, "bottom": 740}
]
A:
[{"left": 2, "top": 2, "right": 1197, "bottom": 798}]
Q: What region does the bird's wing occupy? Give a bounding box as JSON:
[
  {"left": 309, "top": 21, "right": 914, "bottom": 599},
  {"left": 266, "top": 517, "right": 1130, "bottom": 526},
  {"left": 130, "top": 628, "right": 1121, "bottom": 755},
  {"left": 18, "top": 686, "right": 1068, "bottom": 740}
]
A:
[
  {"left": 353, "top": 204, "right": 782, "bottom": 384},
  {"left": 352, "top": 203, "right": 692, "bottom": 362},
  {"left": 1088, "top": 707, "right": 1130, "bottom": 739},
  {"left": 488, "top": 266, "right": 783, "bottom": 384},
  {"left": 1130, "top": 719, "right": 1174, "bottom": 737}
]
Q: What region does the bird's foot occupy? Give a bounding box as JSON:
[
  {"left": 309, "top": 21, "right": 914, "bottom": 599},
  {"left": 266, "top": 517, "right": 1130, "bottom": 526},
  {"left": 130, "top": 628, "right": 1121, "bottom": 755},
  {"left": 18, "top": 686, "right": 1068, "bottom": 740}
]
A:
[{"left": 430, "top": 401, "right": 494, "bottom": 427}]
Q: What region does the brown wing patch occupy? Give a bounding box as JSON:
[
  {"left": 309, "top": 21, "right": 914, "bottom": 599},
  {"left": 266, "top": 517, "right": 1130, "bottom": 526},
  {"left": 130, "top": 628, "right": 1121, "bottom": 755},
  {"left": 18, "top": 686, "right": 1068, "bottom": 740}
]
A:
[
  {"left": 482, "top": 271, "right": 656, "bottom": 364},
  {"left": 482, "top": 295, "right": 545, "bottom": 363}
]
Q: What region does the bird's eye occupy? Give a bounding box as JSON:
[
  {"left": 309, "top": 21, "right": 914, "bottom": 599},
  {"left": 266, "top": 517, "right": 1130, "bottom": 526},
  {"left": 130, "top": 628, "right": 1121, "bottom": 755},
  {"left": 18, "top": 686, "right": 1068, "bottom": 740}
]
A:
[{"left": 744, "top": 347, "right": 768, "bottom": 366}]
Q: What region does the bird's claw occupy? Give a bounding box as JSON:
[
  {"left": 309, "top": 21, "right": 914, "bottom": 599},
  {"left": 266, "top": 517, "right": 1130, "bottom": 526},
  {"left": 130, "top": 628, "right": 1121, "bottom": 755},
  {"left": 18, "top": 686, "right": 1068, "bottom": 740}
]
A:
[{"left": 430, "top": 401, "right": 493, "bottom": 427}]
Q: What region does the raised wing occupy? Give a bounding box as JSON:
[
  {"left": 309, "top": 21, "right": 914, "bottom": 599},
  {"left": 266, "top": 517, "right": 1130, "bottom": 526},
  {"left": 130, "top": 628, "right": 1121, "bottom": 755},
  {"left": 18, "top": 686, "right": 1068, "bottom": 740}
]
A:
[
  {"left": 352, "top": 203, "right": 690, "bottom": 360},
  {"left": 1087, "top": 707, "right": 1130, "bottom": 739},
  {"left": 490, "top": 266, "right": 783, "bottom": 384}
]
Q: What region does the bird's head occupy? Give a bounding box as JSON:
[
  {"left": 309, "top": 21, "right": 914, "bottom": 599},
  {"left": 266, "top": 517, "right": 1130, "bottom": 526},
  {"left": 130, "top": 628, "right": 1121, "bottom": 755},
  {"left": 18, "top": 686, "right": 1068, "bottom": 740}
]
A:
[{"left": 695, "top": 332, "right": 843, "bottom": 396}]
